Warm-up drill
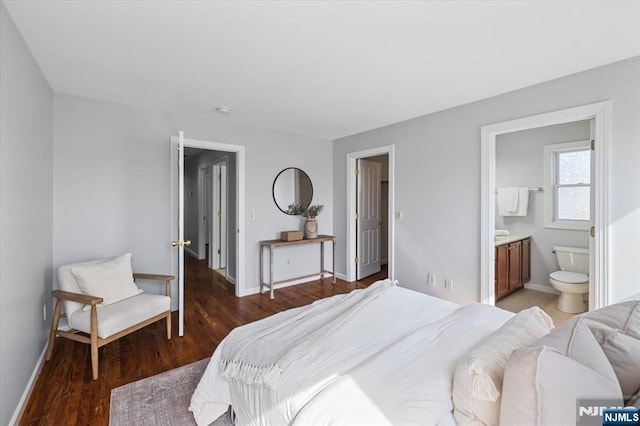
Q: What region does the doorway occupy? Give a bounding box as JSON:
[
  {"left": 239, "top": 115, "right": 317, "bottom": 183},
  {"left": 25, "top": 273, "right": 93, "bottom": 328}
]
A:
[
  {"left": 346, "top": 145, "right": 395, "bottom": 283},
  {"left": 171, "top": 136, "right": 246, "bottom": 336},
  {"left": 192, "top": 154, "right": 230, "bottom": 278},
  {"left": 480, "top": 101, "right": 611, "bottom": 311}
]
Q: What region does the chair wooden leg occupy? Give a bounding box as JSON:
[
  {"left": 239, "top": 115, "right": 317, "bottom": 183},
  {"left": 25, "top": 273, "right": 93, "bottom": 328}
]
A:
[
  {"left": 46, "top": 299, "right": 62, "bottom": 361},
  {"left": 90, "top": 305, "right": 99, "bottom": 380},
  {"left": 166, "top": 312, "right": 172, "bottom": 340}
]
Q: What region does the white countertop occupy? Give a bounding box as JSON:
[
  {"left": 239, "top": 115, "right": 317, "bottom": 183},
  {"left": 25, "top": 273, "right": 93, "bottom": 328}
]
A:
[{"left": 494, "top": 234, "right": 531, "bottom": 246}]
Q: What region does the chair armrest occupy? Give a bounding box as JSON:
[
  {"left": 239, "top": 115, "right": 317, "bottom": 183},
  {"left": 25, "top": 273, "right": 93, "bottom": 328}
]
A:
[
  {"left": 52, "top": 289, "right": 103, "bottom": 306},
  {"left": 133, "top": 273, "right": 175, "bottom": 282},
  {"left": 133, "top": 273, "right": 174, "bottom": 297}
]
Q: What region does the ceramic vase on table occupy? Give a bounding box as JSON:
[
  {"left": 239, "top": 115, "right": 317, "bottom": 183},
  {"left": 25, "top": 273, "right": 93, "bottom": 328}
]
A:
[{"left": 304, "top": 219, "right": 318, "bottom": 239}]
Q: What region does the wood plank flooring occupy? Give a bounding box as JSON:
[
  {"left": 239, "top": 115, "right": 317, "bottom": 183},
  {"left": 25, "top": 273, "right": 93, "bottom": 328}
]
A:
[{"left": 19, "top": 256, "right": 386, "bottom": 425}]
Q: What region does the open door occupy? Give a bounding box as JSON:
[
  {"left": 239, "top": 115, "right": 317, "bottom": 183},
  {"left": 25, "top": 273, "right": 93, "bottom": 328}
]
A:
[
  {"left": 356, "top": 158, "right": 382, "bottom": 279},
  {"left": 171, "top": 131, "right": 191, "bottom": 337}
]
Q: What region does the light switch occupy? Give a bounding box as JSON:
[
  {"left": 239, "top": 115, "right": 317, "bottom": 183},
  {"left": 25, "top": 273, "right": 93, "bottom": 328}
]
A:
[{"left": 395, "top": 210, "right": 403, "bottom": 221}]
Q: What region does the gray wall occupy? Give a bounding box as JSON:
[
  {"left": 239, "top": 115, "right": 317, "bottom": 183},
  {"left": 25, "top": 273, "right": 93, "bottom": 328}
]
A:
[
  {"left": 0, "top": 5, "right": 53, "bottom": 424},
  {"left": 496, "top": 121, "right": 591, "bottom": 289},
  {"left": 53, "top": 94, "right": 333, "bottom": 305},
  {"left": 184, "top": 150, "right": 237, "bottom": 281},
  {"left": 333, "top": 56, "right": 640, "bottom": 304}
]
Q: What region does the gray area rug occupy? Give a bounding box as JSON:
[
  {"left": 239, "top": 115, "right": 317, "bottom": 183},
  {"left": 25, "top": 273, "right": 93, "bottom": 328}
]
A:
[{"left": 110, "top": 358, "right": 232, "bottom": 426}]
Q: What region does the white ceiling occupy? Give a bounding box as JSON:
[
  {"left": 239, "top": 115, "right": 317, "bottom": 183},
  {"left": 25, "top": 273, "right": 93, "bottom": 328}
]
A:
[{"left": 4, "top": 1, "right": 640, "bottom": 140}]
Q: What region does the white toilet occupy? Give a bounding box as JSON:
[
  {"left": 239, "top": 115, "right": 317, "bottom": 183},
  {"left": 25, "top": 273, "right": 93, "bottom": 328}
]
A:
[{"left": 550, "top": 246, "right": 589, "bottom": 314}]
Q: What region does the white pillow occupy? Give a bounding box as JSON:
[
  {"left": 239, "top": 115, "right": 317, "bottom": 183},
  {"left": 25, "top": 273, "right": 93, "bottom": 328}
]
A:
[
  {"left": 589, "top": 323, "right": 640, "bottom": 400},
  {"left": 70, "top": 253, "right": 142, "bottom": 310},
  {"left": 453, "top": 306, "right": 554, "bottom": 426}
]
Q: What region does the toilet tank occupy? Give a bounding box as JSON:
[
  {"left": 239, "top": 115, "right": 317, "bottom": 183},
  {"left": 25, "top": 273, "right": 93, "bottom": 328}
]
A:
[{"left": 553, "top": 246, "right": 589, "bottom": 274}]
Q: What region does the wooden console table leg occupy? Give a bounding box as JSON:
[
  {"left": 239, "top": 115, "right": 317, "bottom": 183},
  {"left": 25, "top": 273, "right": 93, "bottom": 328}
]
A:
[
  {"left": 320, "top": 241, "right": 325, "bottom": 280},
  {"left": 332, "top": 238, "right": 336, "bottom": 284},
  {"left": 259, "top": 245, "right": 264, "bottom": 294},
  {"left": 269, "top": 246, "right": 275, "bottom": 299}
]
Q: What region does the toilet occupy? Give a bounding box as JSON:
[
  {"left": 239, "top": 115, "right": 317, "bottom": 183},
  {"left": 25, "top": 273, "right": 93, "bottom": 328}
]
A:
[{"left": 550, "top": 245, "right": 589, "bottom": 314}]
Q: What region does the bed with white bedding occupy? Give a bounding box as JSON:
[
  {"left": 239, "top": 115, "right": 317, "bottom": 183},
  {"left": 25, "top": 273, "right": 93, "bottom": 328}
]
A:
[{"left": 189, "top": 280, "right": 513, "bottom": 425}]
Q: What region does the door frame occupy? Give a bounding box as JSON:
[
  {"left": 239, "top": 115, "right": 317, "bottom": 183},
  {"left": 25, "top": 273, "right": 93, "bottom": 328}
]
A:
[
  {"left": 480, "top": 101, "right": 611, "bottom": 309},
  {"left": 171, "top": 137, "right": 245, "bottom": 301},
  {"left": 346, "top": 145, "right": 395, "bottom": 282}
]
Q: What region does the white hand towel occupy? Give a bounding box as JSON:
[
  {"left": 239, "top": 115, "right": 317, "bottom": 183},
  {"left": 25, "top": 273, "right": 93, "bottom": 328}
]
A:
[
  {"left": 515, "top": 187, "right": 529, "bottom": 216},
  {"left": 497, "top": 187, "right": 529, "bottom": 216},
  {"left": 497, "top": 187, "right": 518, "bottom": 216}
]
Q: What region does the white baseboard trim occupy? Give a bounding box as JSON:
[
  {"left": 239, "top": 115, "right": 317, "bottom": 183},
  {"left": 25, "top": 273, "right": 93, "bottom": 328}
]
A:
[
  {"left": 335, "top": 272, "right": 348, "bottom": 281},
  {"left": 226, "top": 275, "right": 236, "bottom": 285},
  {"left": 9, "top": 344, "right": 47, "bottom": 425},
  {"left": 524, "top": 283, "right": 560, "bottom": 295}
]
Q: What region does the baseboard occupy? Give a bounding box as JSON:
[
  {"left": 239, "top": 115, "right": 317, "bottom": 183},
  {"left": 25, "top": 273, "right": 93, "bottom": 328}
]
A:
[
  {"left": 9, "top": 344, "right": 47, "bottom": 425},
  {"left": 226, "top": 275, "right": 236, "bottom": 285},
  {"left": 524, "top": 283, "right": 560, "bottom": 295},
  {"left": 335, "top": 272, "right": 348, "bottom": 281}
]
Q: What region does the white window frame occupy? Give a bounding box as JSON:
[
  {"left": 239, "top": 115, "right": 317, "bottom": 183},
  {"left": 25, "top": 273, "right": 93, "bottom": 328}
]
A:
[{"left": 543, "top": 140, "right": 591, "bottom": 230}]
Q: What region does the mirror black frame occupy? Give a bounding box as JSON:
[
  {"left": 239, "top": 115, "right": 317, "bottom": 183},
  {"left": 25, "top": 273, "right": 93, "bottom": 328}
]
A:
[{"left": 272, "top": 167, "right": 313, "bottom": 215}]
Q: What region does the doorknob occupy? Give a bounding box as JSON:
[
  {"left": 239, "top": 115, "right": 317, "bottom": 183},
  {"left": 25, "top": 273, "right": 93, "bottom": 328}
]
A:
[{"left": 171, "top": 240, "right": 192, "bottom": 247}]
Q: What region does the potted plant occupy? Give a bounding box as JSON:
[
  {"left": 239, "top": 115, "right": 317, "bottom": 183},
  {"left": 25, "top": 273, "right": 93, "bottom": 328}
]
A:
[{"left": 287, "top": 203, "right": 324, "bottom": 239}]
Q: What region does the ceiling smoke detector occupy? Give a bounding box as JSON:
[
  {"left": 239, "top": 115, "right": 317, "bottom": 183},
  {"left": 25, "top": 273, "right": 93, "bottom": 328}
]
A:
[{"left": 215, "top": 106, "right": 231, "bottom": 115}]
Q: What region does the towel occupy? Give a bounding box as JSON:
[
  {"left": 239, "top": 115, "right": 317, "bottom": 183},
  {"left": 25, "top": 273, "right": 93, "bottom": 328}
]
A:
[
  {"left": 219, "top": 279, "right": 396, "bottom": 389},
  {"left": 498, "top": 187, "right": 529, "bottom": 216}
]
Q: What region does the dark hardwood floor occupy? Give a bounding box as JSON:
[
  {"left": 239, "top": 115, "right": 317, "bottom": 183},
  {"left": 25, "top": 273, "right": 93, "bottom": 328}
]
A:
[{"left": 20, "top": 256, "right": 386, "bottom": 425}]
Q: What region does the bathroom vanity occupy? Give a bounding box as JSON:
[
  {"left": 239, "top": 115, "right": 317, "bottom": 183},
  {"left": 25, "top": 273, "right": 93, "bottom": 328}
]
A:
[{"left": 495, "top": 236, "right": 531, "bottom": 300}]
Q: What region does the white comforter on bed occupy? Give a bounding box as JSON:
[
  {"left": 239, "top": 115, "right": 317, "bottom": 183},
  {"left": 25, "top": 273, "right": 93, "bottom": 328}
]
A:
[{"left": 190, "top": 284, "right": 513, "bottom": 426}]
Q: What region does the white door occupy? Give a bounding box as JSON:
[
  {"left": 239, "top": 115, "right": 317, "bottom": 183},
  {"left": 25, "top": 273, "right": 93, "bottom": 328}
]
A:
[
  {"left": 357, "top": 159, "right": 382, "bottom": 279},
  {"left": 172, "top": 131, "right": 188, "bottom": 336}
]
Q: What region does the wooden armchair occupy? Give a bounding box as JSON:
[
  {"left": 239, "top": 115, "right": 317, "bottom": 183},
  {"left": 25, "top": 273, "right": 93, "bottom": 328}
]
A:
[{"left": 46, "top": 257, "right": 173, "bottom": 380}]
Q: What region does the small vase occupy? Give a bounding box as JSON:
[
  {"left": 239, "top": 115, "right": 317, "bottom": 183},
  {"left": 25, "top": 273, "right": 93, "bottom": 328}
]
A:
[{"left": 304, "top": 219, "right": 318, "bottom": 239}]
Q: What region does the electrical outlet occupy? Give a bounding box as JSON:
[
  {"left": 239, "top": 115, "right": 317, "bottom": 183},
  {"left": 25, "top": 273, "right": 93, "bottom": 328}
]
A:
[
  {"left": 444, "top": 278, "right": 454, "bottom": 291},
  {"left": 249, "top": 211, "right": 256, "bottom": 220},
  {"left": 287, "top": 259, "right": 291, "bottom": 265},
  {"left": 43, "top": 304, "right": 47, "bottom": 322},
  {"left": 427, "top": 273, "right": 436, "bottom": 286}
]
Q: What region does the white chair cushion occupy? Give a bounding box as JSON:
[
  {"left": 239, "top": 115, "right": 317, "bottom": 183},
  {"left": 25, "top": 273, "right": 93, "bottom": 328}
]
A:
[
  {"left": 70, "top": 253, "right": 142, "bottom": 311},
  {"left": 69, "top": 293, "right": 170, "bottom": 339},
  {"left": 452, "top": 306, "right": 554, "bottom": 426}
]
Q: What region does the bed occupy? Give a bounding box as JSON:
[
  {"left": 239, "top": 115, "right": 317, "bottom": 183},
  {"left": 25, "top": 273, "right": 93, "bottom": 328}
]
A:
[{"left": 189, "top": 280, "right": 514, "bottom": 425}]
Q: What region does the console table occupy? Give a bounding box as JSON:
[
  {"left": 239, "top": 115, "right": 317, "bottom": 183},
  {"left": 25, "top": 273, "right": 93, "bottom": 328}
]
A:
[{"left": 259, "top": 235, "right": 336, "bottom": 299}]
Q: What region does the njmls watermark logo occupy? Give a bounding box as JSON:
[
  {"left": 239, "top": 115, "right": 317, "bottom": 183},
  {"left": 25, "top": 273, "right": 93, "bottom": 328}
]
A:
[{"left": 577, "top": 399, "right": 640, "bottom": 426}]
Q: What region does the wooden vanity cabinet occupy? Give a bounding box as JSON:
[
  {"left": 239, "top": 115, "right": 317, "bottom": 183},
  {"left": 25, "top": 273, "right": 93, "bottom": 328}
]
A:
[
  {"left": 495, "top": 245, "right": 509, "bottom": 298},
  {"left": 521, "top": 238, "right": 530, "bottom": 283},
  {"left": 495, "top": 237, "right": 531, "bottom": 301},
  {"left": 508, "top": 241, "right": 522, "bottom": 291}
]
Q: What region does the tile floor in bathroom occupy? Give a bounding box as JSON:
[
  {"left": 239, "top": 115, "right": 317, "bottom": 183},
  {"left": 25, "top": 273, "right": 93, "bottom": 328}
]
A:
[{"left": 496, "top": 288, "right": 579, "bottom": 326}]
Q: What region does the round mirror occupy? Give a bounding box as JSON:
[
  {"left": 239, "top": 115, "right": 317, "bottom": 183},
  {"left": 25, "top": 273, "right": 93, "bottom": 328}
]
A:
[{"left": 272, "top": 168, "right": 313, "bottom": 214}]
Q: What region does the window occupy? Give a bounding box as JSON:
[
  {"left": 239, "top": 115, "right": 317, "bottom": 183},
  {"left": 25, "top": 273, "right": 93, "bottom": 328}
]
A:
[{"left": 544, "top": 140, "right": 591, "bottom": 230}]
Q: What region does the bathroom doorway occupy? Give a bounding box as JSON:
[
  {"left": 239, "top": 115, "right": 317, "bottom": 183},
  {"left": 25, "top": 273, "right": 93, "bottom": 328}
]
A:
[
  {"left": 493, "top": 121, "right": 591, "bottom": 324},
  {"left": 480, "top": 102, "right": 611, "bottom": 314}
]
